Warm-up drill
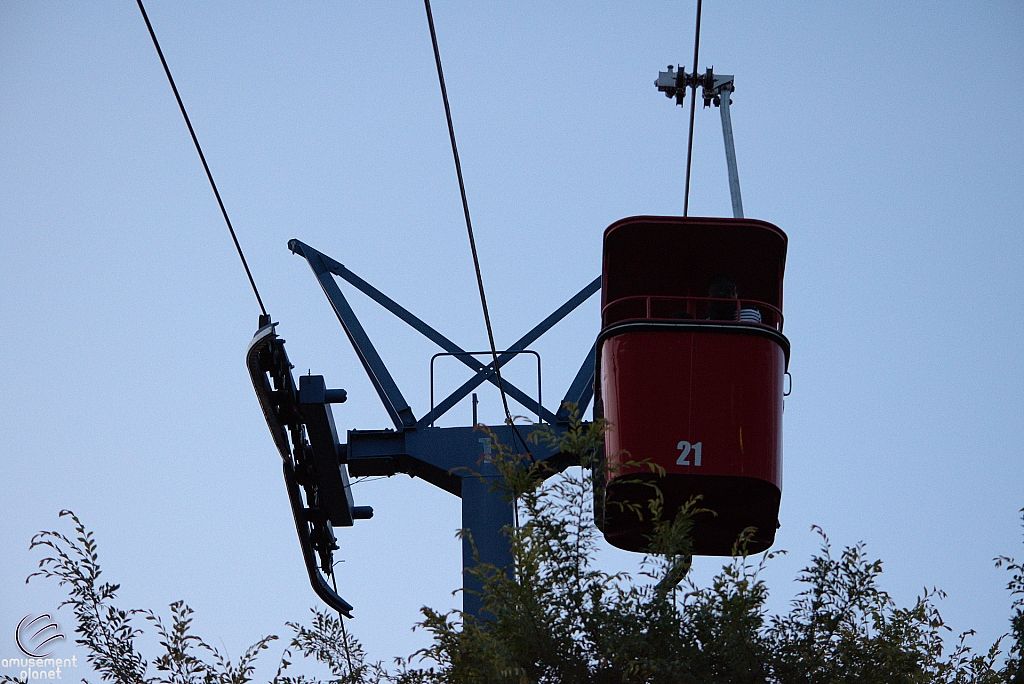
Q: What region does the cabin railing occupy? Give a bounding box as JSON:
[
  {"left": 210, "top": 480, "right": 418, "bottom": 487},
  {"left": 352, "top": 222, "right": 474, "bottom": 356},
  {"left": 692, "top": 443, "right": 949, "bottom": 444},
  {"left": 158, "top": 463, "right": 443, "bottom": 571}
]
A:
[{"left": 602, "top": 295, "right": 784, "bottom": 332}]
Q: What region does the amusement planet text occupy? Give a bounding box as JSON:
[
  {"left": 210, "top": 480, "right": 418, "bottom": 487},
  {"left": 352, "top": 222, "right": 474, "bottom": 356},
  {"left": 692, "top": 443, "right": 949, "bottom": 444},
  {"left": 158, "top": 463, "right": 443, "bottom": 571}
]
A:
[{"left": 1, "top": 656, "right": 78, "bottom": 681}]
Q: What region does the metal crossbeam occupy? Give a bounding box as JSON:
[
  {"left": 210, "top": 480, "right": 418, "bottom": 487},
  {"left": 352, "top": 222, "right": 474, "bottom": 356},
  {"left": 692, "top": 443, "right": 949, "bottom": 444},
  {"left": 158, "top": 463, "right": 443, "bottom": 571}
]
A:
[
  {"left": 290, "top": 239, "right": 599, "bottom": 427},
  {"left": 295, "top": 245, "right": 416, "bottom": 430},
  {"left": 417, "top": 275, "right": 601, "bottom": 427},
  {"left": 291, "top": 239, "right": 554, "bottom": 422}
]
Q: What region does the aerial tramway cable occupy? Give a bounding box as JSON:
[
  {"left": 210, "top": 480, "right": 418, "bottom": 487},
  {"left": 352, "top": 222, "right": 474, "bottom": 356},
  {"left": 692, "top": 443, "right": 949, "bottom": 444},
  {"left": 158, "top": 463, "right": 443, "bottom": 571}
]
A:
[
  {"left": 683, "top": 0, "right": 703, "bottom": 217},
  {"left": 136, "top": 0, "right": 268, "bottom": 318},
  {"left": 423, "top": 0, "right": 529, "bottom": 453}
]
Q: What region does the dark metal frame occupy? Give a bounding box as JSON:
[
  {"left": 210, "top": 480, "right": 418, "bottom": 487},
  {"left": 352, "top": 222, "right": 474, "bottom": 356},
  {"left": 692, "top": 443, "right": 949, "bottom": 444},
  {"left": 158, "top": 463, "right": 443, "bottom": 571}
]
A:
[
  {"left": 430, "top": 350, "right": 542, "bottom": 426},
  {"left": 248, "top": 240, "right": 599, "bottom": 617}
]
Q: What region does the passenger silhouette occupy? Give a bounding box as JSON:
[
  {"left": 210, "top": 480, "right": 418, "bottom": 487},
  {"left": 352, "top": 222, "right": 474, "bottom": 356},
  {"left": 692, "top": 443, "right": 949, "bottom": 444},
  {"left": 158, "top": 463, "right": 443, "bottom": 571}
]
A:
[{"left": 707, "top": 274, "right": 738, "bottom": 320}]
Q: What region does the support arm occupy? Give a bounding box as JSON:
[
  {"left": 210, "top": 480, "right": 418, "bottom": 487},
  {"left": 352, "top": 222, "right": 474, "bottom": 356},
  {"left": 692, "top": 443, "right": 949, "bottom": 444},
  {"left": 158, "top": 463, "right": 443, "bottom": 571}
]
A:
[
  {"left": 293, "top": 244, "right": 416, "bottom": 431},
  {"left": 714, "top": 76, "right": 744, "bottom": 219},
  {"left": 556, "top": 339, "right": 597, "bottom": 422}
]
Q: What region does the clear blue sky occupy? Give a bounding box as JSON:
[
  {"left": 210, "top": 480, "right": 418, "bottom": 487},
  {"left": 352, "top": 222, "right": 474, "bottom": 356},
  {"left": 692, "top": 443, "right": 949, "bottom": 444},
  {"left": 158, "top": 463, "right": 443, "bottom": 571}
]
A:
[{"left": 2, "top": 1, "right": 1022, "bottom": 673}]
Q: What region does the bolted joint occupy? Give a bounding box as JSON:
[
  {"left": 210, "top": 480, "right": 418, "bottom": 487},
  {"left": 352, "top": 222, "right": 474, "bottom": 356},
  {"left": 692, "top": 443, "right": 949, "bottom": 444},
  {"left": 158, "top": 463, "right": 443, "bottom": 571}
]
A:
[
  {"left": 352, "top": 506, "right": 374, "bottom": 520},
  {"left": 655, "top": 65, "right": 688, "bottom": 106},
  {"left": 656, "top": 65, "right": 733, "bottom": 109}
]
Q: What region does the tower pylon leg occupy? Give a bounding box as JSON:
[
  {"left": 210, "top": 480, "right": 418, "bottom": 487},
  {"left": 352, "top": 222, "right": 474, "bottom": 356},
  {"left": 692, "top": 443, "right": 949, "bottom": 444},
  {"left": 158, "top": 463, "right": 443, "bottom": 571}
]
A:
[{"left": 460, "top": 476, "right": 514, "bottom": 618}]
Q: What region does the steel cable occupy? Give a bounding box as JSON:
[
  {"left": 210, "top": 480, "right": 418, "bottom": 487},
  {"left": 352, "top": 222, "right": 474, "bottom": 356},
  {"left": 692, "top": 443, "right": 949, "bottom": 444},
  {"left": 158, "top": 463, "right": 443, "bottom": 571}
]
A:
[
  {"left": 683, "top": 0, "right": 703, "bottom": 217},
  {"left": 136, "top": 0, "right": 268, "bottom": 317},
  {"left": 423, "top": 0, "right": 530, "bottom": 454}
]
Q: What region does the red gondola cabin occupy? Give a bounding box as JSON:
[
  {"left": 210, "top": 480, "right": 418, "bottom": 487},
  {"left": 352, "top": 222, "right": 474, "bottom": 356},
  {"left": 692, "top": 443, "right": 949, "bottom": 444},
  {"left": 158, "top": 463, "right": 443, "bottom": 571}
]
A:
[{"left": 595, "top": 216, "right": 790, "bottom": 555}]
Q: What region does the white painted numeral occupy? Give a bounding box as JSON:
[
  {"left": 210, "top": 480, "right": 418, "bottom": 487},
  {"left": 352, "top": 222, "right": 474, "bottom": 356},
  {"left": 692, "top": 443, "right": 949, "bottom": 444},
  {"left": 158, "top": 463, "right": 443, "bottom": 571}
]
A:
[{"left": 676, "top": 441, "right": 702, "bottom": 466}]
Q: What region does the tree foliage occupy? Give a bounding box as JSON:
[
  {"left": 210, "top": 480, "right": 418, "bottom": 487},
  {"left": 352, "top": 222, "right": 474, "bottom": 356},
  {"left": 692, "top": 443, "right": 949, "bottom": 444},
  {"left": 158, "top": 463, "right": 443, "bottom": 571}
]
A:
[
  {"left": 6, "top": 423, "right": 1024, "bottom": 683},
  {"left": 397, "top": 421, "right": 1024, "bottom": 683}
]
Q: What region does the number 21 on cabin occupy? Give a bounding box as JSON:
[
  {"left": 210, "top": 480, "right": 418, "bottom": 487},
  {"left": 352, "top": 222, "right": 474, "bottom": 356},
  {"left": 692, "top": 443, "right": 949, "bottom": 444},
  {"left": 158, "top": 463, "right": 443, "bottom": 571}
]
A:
[{"left": 676, "top": 440, "right": 702, "bottom": 466}]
